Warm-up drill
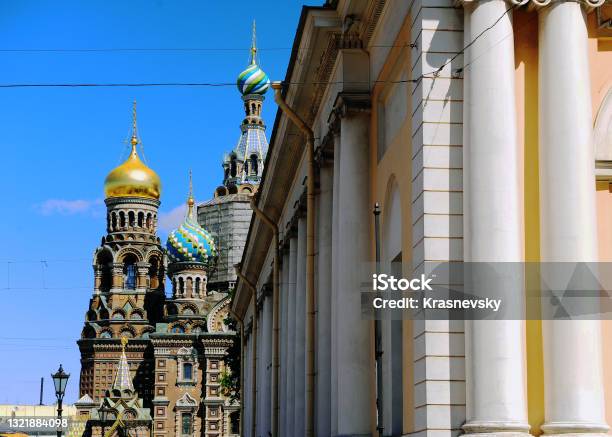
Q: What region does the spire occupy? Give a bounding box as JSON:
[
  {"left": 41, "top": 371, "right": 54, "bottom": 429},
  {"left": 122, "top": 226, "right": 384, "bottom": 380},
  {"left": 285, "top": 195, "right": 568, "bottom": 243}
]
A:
[
  {"left": 111, "top": 336, "right": 134, "bottom": 393},
  {"left": 130, "top": 100, "right": 139, "bottom": 149},
  {"left": 187, "top": 169, "right": 195, "bottom": 219},
  {"left": 250, "top": 20, "right": 257, "bottom": 65}
]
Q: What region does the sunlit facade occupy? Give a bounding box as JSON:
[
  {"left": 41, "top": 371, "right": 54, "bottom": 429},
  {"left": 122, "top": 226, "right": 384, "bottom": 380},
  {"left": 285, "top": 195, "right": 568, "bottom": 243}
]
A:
[{"left": 233, "top": 1, "right": 612, "bottom": 437}]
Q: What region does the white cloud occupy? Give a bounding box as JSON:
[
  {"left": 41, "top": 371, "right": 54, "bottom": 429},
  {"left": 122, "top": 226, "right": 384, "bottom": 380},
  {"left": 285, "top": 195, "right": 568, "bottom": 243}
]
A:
[
  {"left": 158, "top": 204, "right": 186, "bottom": 232},
  {"left": 35, "top": 198, "right": 104, "bottom": 216}
]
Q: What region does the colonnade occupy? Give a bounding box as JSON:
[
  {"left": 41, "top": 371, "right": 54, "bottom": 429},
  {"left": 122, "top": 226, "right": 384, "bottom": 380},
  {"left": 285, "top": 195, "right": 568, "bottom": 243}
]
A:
[
  {"left": 461, "top": 1, "right": 608, "bottom": 436},
  {"left": 240, "top": 2, "right": 609, "bottom": 435}
]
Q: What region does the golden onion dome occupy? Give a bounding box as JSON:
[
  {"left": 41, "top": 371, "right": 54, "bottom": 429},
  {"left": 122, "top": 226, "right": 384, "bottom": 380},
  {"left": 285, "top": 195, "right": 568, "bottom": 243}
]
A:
[
  {"left": 104, "top": 101, "right": 161, "bottom": 200},
  {"left": 104, "top": 138, "right": 161, "bottom": 200}
]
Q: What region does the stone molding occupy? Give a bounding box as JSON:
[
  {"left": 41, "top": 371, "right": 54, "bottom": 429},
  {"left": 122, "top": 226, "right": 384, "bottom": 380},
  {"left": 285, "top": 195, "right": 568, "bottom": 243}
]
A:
[{"left": 105, "top": 197, "right": 160, "bottom": 208}]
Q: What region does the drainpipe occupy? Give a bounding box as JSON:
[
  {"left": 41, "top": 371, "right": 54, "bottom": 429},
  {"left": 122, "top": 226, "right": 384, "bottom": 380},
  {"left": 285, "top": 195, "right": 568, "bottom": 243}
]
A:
[
  {"left": 235, "top": 264, "right": 258, "bottom": 437},
  {"left": 250, "top": 196, "right": 280, "bottom": 437},
  {"left": 228, "top": 308, "right": 245, "bottom": 437},
  {"left": 271, "top": 81, "right": 316, "bottom": 437},
  {"left": 373, "top": 203, "right": 384, "bottom": 437}
]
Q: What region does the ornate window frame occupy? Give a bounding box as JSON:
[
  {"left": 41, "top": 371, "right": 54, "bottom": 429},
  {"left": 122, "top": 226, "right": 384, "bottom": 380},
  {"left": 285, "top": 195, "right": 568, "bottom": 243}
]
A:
[
  {"left": 174, "top": 392, "right": 198, "bottom": 437},
  {"left": 176, "top": 347, "right": 198, "bottom": 386}
]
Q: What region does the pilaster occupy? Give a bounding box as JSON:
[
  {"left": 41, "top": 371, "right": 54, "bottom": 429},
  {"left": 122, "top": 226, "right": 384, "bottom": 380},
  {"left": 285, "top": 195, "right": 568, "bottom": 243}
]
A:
[{"left": 409, "top": 2, "right": 465, "bottom": 437}]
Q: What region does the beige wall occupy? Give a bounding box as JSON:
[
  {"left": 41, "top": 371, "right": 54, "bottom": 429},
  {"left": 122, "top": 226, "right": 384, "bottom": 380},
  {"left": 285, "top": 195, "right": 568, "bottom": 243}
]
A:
[{"left": 370, "top": 11, "right": 415, "bottom": 435}]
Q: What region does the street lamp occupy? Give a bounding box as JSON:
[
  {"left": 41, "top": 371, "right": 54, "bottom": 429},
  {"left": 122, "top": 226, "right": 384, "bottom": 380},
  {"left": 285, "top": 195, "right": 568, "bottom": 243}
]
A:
[{"left": 51, "top": 364, "right": 70, "bottom": 437}]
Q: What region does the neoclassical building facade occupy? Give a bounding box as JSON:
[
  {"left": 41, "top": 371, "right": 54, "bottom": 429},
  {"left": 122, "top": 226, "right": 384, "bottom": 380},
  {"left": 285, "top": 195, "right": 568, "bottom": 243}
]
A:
[{"left": 231, "top": 1, "right": 612, "bottom": 437}]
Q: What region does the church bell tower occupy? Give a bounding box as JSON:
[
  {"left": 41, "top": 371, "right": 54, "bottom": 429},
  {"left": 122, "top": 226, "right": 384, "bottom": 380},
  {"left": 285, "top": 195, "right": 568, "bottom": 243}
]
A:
[{"left": 78, "top": 101, "right": 167, "bottom": 405}]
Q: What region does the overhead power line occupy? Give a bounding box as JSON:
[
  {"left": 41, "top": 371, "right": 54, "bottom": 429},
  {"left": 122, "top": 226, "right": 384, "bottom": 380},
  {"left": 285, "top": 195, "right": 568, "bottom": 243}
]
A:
[
  {"left": 0, "top": 5, "right": 517, "bottom": 89},
  {"left": 0, "top": 43, "right": 415, "bottom": 54}
]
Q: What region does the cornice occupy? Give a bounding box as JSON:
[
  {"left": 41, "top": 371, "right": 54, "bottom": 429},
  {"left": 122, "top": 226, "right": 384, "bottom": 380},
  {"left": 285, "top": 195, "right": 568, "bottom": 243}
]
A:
[{"left": 105, "top": 197, "right": 161, "bottom": 208}]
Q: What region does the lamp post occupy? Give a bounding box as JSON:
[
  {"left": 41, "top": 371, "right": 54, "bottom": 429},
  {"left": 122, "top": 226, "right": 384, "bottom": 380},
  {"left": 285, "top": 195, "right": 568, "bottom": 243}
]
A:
[{"left": 51, "top": 364, "right": 69, "bottom": 437}]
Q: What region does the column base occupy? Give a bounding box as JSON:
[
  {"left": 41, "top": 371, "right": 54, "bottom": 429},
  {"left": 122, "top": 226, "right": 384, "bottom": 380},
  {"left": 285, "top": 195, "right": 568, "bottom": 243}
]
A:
[
  {"left": 463, "top": 434, "right": 531, "bottom": 437},
  {"left": 541, "top": 421, "right": 610, "bottom": 436},
  {"left": 463, "top": 420, "right": 531, "bottom": 437}
]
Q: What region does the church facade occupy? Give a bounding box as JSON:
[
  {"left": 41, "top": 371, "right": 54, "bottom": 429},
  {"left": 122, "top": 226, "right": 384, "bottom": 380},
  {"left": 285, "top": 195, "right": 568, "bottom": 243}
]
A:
[
  {"left": 75, "top": 109, "right": 239, "bottom": 436},
  {"left": 74, "top": 25, "right": 272, "bottom": 437}
]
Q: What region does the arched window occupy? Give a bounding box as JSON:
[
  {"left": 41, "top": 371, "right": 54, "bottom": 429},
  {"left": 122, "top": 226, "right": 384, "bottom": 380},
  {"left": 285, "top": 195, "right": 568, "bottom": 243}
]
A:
[
  {"left": 181, "top": 413, "right": 192, "bottom": 435},
  {"left": 230, "top": 156, "right": 237, "bottom": 177},
  {"left": 137, "top": 212, "right": 144, "bottom": 228},
  {"left": 128, "top": 211, "right": 135, "bottom": 227},
  {"left": 149, "top": 256, "right": 160, "bottom": 290},
  {"left": 250, "top": 154, "right": 258, "bottom": 175},
  {"left": 179, "top": 277, "right": 185, "bottom": 296},
  {"left": 146, "top": 213, "right": 152, "bottom": 230},
  {"left": 123, "top": 254, "right": 138, "bottom": 289},
  {"left": 111, "top": 212, "right": 117, "bottom": 231},
  {"left": 230, "top": 411, "right": 240, "bottom": 434},
  {"left": 96, "top": 250, "right": 113, "bottom": 293},
  {"left": 119, "top": 211, "right": 126, "bottom": 228},
  {"left": 183, "top": 363, "right": 193, "bottom": 380},
  {"left": 195, "top": 278, "right": 201, "bottom": 295}
]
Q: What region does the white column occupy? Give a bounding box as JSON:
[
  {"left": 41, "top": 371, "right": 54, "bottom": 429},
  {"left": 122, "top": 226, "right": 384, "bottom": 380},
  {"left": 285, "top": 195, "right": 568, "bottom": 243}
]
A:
[
  {"left": 462, "top": 1, "right": 529, "bottom": 435},
  {"left": 286, "top": 236, "right": 298, "bottom": 434},
  {"left": 335, "top": 105, "right": 372, "bottom": 436},
  {"left": 280, "top": 249, "right": 290, "bottom": 436},
  {"left": 262, "top": 293, "right": 273, "bottom": 436},
  {"left": 295, "top": 216, "right": 307, "bottom": 437},
  {"left": 331, "top": 128, "right": 341, "bottom": 437},
  {"left": 244, "top": 328, "right": 252, "bottom": 436},
  {"left": 317, "top": 161, "right": 333, "bottom": 437},
  {"left": 538, "top": 2, "right": 608, "bottom": 435}
]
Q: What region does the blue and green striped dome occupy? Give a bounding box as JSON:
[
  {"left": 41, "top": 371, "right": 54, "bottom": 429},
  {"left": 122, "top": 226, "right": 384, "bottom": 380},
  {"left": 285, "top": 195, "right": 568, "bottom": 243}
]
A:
[
  {"left": 166, "top": 214, "right": 217, "bottom": 265},
  {"left": 237, "top": 62, "right": 270, "bottom": 95}
]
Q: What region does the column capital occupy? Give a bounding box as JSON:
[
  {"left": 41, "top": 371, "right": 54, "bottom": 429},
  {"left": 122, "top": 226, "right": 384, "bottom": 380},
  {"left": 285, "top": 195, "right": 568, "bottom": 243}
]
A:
[
  {"left": 327, "top": 92, "right": 371, "bottom": 127},
  {"left": 455, "top": 0, "right": 605, "bottom": 8}
]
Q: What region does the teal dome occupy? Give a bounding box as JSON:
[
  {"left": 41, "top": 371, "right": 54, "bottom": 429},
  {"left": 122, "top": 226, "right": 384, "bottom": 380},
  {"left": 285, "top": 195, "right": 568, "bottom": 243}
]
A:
[
  {"left": 237, "top": 62, "right": 270, "bottom": 95},
  {"left": 166, "top": 212, "right": 217, "bottom": 265}
]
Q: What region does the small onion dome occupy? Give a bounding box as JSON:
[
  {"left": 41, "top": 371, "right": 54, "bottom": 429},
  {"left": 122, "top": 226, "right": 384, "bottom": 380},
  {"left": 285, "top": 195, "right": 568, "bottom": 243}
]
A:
[
  {"left": 237, "top": 62, "right": 270, "bottom": 95},
  {"left": 166, "top": 183, "right": 217, "bottom": 265}
]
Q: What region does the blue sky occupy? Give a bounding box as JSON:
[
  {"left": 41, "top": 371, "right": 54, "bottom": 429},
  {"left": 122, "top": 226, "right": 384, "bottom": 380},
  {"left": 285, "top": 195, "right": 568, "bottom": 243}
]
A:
[{"left": 0, "top": 0, "right": 318, "bottom": 404}]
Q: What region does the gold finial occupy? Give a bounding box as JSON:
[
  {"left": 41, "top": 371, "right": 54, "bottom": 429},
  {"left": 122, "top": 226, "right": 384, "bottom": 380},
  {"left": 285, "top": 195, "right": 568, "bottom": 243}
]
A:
[
  {"left": 121, "top": 336, "right": 128, "bottom": 351},
  {"left": 187, "top": 169, "right": 195, "bottom": 217},
  {"left": 130, "top": 100, "right": 139, "bottom": 147},
  {"left": 250, "top": 20, "right": 257, "bottom": 65}
]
